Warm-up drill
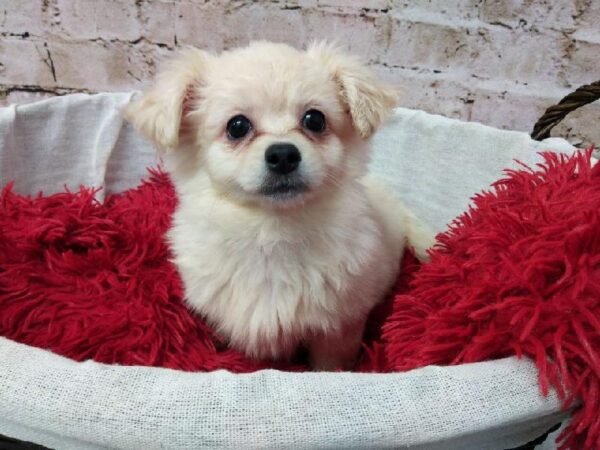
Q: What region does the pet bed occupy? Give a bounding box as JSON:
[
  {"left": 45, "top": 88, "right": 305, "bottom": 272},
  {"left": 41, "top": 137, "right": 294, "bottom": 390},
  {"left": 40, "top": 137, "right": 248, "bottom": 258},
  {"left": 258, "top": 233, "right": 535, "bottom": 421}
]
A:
[{"left": 0, "top": 84, "right": 596, "bottom": 449}]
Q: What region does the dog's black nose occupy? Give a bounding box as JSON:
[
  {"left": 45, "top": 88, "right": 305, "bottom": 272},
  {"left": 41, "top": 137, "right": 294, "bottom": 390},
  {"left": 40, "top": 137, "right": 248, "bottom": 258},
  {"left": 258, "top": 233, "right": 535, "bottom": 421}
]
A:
[{"left": 265, "top": 143, "right": 301, "bottom": 175}]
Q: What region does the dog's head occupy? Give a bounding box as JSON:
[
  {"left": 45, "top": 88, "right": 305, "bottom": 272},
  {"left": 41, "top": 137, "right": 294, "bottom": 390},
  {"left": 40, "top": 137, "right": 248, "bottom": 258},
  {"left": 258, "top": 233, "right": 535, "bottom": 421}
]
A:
[{"left": 124, "top": 41, "right": 398, "bottom": 208}]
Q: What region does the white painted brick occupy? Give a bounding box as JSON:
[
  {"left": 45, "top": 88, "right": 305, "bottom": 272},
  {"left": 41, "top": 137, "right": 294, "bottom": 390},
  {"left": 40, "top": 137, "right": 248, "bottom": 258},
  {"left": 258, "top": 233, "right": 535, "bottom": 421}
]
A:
[
  {"left": 391, "top": 0, "right": 482, "bottom": 22},
  {"left": 318, "top": 0, "right": 390, "bottom": 10},
  {"left": 174, "top": 3, "right": 252, "bottom": 50},
  {"left": 387, "top": 19, "right": 564, "bottom": 85},
  {"left": 175, "top": 3, "right": 388, "bottom": 61},
  {"left": 478, "top": 0, "right": 577, "bottom": 30},
  {"left": 0, "top": 38, "right": 58, "bottom": 87},
  {"left": 301, "top": 9, "right": 390, "bottom": 61},
  {"left": 373, "top": 64, "right": 583, "bottom": 135},
  {"left": 0, "top": 0, "right": 599, "bottom": 145},
  {"left": 0, "top": 38, "right": 147, "bottom": 91},
  {"left": 0, "top": 0, "right": 47, "bottom": 36},
  {"left": 386, "top": 19, "right": 469, "bottom": 70},
  {"left": 140, "top": 0, "right": 177, "bottom": 46},
  {"left": 54, "top": 0, "right": 143, "bottom": 41},
  {"left": 470, "top": 89, "right": 558, "bottom": 133},
  {"left": 565, "top": 40, "right": 600, "bottom": 87},
  {"left": 293, "top": 0, "right": 318, "bottom": 7},
  {"left": 377, "top": 67, "right": 475, "bottom": 120},
  {"left": 575, "top": 0, "right": 600, "bottom": 38}
]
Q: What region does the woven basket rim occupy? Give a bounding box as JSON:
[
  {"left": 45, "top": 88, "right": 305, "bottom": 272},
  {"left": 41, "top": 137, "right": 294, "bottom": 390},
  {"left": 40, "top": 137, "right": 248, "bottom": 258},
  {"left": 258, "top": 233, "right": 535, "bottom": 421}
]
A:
[{"left": 531, "top": 80, "right": 600, "bottom": 141}]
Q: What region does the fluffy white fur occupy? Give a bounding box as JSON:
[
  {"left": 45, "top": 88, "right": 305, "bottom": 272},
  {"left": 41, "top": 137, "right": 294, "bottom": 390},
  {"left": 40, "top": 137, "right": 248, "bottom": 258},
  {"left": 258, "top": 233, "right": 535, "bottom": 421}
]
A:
[{"left": 124, "top": 41, "right": 433, "bottom": 370}]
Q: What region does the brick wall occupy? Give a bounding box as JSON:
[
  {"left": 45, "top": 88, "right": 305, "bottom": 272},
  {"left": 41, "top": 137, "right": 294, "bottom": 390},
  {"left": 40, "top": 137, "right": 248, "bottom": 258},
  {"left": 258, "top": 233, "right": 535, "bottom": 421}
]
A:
[{"left": 1, "top": 0, "right": 598, "bottom": 145}]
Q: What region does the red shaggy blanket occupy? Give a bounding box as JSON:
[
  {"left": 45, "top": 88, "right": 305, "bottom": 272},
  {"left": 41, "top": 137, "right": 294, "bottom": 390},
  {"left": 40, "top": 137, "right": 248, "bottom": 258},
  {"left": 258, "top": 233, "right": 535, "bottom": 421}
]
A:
[{"left": 0, "top": 150, "right": 598, "bottom": 448}]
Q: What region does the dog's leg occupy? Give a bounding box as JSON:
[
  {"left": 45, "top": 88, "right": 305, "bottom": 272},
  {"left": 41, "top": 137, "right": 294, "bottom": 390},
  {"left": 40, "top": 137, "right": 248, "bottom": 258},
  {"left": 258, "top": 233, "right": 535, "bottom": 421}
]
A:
[{"left": 308, "top": 319, "right": 366, "bottom": 371}]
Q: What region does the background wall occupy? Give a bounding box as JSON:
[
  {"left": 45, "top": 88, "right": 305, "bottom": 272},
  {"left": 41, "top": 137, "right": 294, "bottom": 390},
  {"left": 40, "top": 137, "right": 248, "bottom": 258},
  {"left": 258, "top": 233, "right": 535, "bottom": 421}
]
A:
[{"left": 1, "top": 0, "right": 598, "bottom": 145}]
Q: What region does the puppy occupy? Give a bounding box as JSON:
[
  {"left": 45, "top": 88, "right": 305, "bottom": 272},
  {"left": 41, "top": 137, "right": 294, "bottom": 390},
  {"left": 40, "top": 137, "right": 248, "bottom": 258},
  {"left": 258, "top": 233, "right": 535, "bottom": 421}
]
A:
[{"left": 124, "top": 41, "right": 433, "bottom": 370}]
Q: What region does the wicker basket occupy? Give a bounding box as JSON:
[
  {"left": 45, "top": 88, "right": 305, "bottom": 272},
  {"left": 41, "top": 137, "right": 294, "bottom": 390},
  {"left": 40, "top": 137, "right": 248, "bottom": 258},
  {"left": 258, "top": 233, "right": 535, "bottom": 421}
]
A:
[{"left": 1, "top": 83, "right": 597, "bottom": 450}]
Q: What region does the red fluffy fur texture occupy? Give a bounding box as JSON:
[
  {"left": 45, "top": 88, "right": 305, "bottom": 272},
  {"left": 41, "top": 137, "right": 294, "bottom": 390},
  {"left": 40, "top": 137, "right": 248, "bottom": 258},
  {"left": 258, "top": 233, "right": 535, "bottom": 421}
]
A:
[
  {"left": 383, "top": 150, "right": 600, "bottom": 449},
  {"left": 0, "top": 150, "right": 598, "bottom": 449},
  {"left": 0, "top": 172, "right": 275, "bottom": 373}
]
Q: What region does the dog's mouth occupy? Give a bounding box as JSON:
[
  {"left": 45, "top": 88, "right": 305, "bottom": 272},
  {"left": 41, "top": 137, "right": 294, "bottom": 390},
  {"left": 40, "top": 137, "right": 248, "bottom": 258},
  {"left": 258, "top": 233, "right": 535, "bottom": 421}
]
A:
[{"left": 259, "top": 176, "right": 309, "bottom": 200}]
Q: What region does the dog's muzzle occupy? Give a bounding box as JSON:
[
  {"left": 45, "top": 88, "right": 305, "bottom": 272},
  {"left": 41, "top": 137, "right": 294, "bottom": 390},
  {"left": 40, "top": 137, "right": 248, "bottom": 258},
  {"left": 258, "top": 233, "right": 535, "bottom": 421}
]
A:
[{"left": 260, "top": 143, "right": 308, "bottom": 199}]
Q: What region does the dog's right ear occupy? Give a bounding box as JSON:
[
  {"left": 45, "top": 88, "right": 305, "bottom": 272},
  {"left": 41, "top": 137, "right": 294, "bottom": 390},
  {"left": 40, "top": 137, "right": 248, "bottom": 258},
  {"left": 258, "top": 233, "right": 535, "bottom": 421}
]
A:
[{"left": 123, "top": 48, "right": 211, "bottom": 152}]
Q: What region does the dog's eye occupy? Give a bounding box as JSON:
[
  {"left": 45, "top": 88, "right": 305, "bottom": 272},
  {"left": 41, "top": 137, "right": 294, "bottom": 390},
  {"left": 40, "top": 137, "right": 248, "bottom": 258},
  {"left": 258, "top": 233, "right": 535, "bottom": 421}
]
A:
[
  {"left": 226, "top": 115, "right": 252, "bottom": 140},
  {"left": 302, "top": 109, "right": 326, "bottom": 133}
]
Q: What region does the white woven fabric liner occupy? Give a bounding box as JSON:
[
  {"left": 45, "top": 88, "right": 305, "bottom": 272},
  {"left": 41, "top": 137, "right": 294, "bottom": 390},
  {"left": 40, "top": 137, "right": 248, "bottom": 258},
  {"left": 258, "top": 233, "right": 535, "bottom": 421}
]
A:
[{"left": 0, "top": 93, "right": 576, "bottom": 449}]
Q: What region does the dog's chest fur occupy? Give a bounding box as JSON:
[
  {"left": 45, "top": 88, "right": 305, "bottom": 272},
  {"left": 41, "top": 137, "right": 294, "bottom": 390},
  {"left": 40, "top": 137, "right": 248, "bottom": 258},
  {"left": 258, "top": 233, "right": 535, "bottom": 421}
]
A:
[{"left": 168, "top": 180, "right": 400, "bottom": 360}]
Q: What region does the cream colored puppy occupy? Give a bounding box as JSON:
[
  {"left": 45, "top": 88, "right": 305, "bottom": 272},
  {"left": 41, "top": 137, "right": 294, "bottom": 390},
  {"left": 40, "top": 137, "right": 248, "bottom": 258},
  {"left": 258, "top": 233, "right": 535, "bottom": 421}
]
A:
[{"left": 125, "top": 41, "right": 433, "bottom": 370}]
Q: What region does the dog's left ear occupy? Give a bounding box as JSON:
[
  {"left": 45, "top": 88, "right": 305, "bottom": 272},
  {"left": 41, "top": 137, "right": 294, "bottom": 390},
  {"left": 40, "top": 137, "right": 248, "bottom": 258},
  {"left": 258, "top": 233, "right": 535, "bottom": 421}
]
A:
[
  {"left": 307, "top": 42, "right": 399, "bottom": 138},
  {"left": 123, "top": 47, "right": 212, "bottom": 152}
]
